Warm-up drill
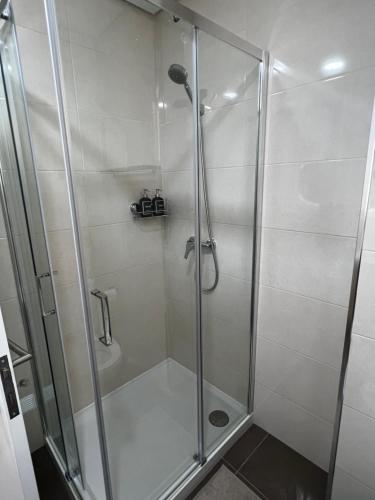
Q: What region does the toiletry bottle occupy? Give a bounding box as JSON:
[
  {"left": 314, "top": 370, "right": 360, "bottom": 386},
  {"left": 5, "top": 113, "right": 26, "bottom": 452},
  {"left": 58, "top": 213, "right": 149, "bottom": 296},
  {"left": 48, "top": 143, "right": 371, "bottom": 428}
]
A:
[
  {"left": 152, "top": 188, "right": 165, "bottom": 216},
  {"left": 139, "top": 189, "right": 152, "bottom": 217}
]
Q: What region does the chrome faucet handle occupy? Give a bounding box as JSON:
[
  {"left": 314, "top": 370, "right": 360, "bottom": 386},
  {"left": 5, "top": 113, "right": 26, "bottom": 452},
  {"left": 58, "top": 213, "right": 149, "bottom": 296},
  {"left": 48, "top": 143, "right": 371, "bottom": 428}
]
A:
[{"left": 184, "top": 236, "right": 195, "bottom": 259}]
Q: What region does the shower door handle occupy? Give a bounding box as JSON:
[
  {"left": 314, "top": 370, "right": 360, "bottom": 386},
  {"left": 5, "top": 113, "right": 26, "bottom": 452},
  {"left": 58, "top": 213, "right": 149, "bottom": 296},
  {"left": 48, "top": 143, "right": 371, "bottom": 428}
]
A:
[
  {"left": 36, "top": 272, "right": 56, "bottom": 318},
  {"left": 90, "top": 289, "right": 113, "bottom": 346}
]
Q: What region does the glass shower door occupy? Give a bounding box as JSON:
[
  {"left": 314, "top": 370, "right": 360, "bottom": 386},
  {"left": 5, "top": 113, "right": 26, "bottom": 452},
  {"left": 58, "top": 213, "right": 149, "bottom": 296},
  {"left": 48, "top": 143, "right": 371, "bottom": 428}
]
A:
[
  {"left": 0, "top": 17, "right": 81, "bottom": 483},
  {"left": 196, "top": 29, "right": 261, "bottom": 455}
]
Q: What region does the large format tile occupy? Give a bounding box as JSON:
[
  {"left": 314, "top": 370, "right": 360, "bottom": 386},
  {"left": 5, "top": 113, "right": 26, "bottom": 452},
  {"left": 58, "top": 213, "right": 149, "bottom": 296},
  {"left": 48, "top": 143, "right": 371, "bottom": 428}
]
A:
[
  {"left": 256, "top": 337, "right": 339, "bottom": 422},
  {"left": 332, "top": 467, "right": 375, "bottom": 500},
  {"left": 263, "top": 159, "right": 365, "bottom": 237},
  {"left": 198, "top": 30, "right": 260, "bottom": 108},
  {"left": 336, "top": 405, "right": 375, "bottom": 491},
  {"left": 268, "top": 67, "right": 375, "bottom": 164},
  {"left": 258, "top": 286, "right": 346, "bottom": 369},
  {"left": 246, "top": 0, "right": 375, "bottom": 92},
  {"left": 37, "top": 171, "right": 73, "bottom": 231},
  {"left": 254, "top": 383, "right": 333, "bottom": 470},
  {"left": 202, "top": 99, "right": 259, "bottom": 168},
  {"left": 17, "top": 27, "right": 55, "bottom": 107},
  {"left": 344, "top": 334, "right": 375, "bottom": 420},
  {"left": 160, "top": 117, "right": 194, "bottom": 172},
  {"left": 238, "top": 435, "right": 327, "bottom": 500},
  {"left": 224, "top": 425, "right": 268, "bottom": 472},
  {"left": 28, "top": 102, "right": 83, "bottom": 172},
  {"left": 207, "top": 166, "right": 256, "bottom": 227},
  {"left": 205, "top": 223, "right": 253, "bottom": 281},
  {"left": 162, "top": 171, "right": 195, "bottom": 220},
  {"left": 47, "top": 229, "right": 78, "bottom": 286},
  {"left": 352, "top": 250, "right": 375, "bottom": 339},
  {"left": 261, "top": 228, "right": 356, "bottom": 306},
  {"left": 71, "top": 43, "right": 155, "bottom": 121},
  {"left": 78, "top": 110, "right": 157, "bottom": 171}
]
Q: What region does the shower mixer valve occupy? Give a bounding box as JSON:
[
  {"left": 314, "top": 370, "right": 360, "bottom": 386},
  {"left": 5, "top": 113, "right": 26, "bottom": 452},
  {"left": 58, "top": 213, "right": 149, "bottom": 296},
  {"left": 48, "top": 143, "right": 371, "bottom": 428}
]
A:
[{"left": 184, "top": 236, "right": 216, "bottom": 259}]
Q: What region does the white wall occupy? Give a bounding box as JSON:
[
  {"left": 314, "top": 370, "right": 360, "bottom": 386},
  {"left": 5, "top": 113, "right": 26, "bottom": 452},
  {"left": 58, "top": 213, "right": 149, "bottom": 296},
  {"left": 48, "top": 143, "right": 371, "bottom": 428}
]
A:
[{"left": 332, "top": 169, "right": 375, "bottom": 497}]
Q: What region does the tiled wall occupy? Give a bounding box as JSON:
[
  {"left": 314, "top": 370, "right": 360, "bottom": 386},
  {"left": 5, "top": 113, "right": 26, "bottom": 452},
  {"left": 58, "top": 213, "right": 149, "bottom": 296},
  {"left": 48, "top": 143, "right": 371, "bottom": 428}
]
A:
[
  {"left": 332, "top": 168, "right": 375, "bottom": 498},
  {"left": 182, "top": 0, "right": 375, "bottom": 471}
]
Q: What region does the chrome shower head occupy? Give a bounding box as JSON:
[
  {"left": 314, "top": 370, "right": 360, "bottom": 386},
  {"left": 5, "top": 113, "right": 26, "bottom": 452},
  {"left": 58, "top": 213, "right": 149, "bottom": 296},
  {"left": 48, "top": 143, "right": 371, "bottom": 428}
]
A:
[
  {"left": 167, "top": 63, "right": 205, "bottom": 115},
  {"left": 168, "top": 64, "right": 188, "bottom": 85}
]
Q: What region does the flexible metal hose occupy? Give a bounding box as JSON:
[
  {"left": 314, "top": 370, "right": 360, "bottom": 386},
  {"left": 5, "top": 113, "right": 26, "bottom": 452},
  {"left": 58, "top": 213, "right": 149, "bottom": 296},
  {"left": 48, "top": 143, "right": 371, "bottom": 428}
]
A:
[{"left": 199, "top": 119, "right": 219, "bottom": 293}]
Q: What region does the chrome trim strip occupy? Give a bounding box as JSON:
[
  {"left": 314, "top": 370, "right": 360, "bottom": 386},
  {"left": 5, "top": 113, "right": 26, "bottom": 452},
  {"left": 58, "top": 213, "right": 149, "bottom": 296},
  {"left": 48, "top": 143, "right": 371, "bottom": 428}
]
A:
[
  {"left": 192, "top": 26, "right": 205, "bottom": 466},
  {"left": 326, "top": 98, "right": 375, "bottom": 498},
  {"left": 248, "top": 51, "right": 269, "bottom": 414},
  {"left": 144, "top": 0, "right": 263, "bottom": 61},
  {"left": 43, "top": 1, "right": 113, "bottom": 498}
]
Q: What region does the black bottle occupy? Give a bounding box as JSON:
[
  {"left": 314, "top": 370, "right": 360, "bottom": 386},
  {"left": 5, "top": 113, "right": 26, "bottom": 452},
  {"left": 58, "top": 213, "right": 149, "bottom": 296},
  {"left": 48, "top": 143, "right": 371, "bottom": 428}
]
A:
[
  {"left": 152, "top": 188, "right": 165, "bottom": 216},
  {"left": 139, "top": 189, "right": 152, "bottom": 217}
]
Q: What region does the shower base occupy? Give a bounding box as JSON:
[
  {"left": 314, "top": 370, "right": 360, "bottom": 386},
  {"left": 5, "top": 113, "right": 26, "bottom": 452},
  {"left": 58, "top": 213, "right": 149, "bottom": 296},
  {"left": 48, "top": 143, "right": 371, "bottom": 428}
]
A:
[{"left": 74, "top": 358, "right": 245, "bottom": 500}]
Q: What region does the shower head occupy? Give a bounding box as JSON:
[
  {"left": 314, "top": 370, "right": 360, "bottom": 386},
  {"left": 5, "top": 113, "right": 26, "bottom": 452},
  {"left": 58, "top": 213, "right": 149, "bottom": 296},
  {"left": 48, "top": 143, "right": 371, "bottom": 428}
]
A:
[
  {"left": 167, "top": 63, "right": 205, "bottom": 115},
  {"left": 168, "top": 64, "right": 188, "bottom": 85}
]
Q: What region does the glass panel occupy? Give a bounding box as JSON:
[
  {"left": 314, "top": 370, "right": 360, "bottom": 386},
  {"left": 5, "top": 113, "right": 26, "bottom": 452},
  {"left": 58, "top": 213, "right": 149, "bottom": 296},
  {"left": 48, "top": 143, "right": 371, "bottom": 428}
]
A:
[
  {"left": 52, "top": 0, "right": 200, "bottom": 497},
  {"left": 197, "top": 29, "right": 260, "bottom": 454},
  {"left": 0, "top": 19, "right": 81, "bottom": 481}
]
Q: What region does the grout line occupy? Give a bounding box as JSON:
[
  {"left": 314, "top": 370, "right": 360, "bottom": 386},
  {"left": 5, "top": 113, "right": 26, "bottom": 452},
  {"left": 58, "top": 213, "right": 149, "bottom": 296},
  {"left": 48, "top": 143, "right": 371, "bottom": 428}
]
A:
[
  {"left": 265, "top": 156, "right": 367, "bottom": 167},
  {"left": 236, "top": 473, "right": 270, "bottom": 500},
  {"left": 269, "top": 63, "right": 375, "bottom": 97},
  {"left": 255, "top": 380, "right": 335, "bottom": 427},
  {"left": 259, "top": 283, "right": 349, "bottom": 309},
  {"left": 257, "top": 334, "right": 342, "bottom": 372},
  {"left": 234, "top": 433, "right": 270, "bottom": 474},
  {"left": 262, "top": 225, "right": 357, "bottom": 240},
  {"left": 342, "top": 402, "right": 375, "bottom": 424}
]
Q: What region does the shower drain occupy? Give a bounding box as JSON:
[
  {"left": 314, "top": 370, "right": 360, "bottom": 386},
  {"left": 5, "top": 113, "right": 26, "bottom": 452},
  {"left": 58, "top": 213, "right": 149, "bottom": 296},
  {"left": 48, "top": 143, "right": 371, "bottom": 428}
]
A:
[{"left": 209, "top": 410, "right": 230, "bottom": 427}]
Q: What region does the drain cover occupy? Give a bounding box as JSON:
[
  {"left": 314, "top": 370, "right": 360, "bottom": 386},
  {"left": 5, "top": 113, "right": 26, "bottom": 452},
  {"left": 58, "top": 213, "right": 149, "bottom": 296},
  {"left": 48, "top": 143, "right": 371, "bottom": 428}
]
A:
[{"left": 209, "top": 410, "right": 229, "bottom": 427}]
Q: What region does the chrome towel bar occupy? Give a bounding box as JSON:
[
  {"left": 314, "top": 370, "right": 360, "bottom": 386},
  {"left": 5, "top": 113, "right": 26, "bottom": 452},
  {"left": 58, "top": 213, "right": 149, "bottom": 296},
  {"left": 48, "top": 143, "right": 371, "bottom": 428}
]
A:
[{"left": 8, "top": 339, "right": 32, "bottom": 367}]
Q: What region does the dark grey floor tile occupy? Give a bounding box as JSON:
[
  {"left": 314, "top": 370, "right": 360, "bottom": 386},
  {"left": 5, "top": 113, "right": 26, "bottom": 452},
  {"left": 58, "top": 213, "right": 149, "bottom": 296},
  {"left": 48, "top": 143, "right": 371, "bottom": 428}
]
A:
[
  {"left": 224, "top": 425, "right": 268, "bottom": 471},
  {"left": 238, "top": 435, "right": 327, "bottom": 500},
  {"left": 32, "top": 447, "right": 70, "bottom": 500}
]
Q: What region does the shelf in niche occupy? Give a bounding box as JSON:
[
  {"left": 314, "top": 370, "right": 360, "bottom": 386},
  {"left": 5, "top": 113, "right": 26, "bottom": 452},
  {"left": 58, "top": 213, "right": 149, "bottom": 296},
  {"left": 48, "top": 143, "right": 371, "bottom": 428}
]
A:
[{"left": 110, "top": 164, "right": 161, "bottom": 175}]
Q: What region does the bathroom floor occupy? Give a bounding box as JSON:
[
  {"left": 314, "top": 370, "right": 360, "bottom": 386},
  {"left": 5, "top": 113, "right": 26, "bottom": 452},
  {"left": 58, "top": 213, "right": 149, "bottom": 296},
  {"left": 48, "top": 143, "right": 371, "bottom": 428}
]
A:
[
  {"left": 74, "top": 358, "right": 246, "bottom": 500},
  {"left": 190, "top": 425, "right": 328, "bottom": 500},
  {"left": 31, "top": 447, "right": 70, "bottom": 500}
]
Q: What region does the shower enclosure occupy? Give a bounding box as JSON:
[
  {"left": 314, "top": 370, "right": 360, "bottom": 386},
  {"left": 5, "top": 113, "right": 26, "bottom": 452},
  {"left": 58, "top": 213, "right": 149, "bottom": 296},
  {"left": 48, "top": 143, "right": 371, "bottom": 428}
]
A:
[
  {"left": 44, "top": 0, "right": 268, "bottom": 497},
  {"left": 1, "top": 0, "right": 267, "bottom": 498}
]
